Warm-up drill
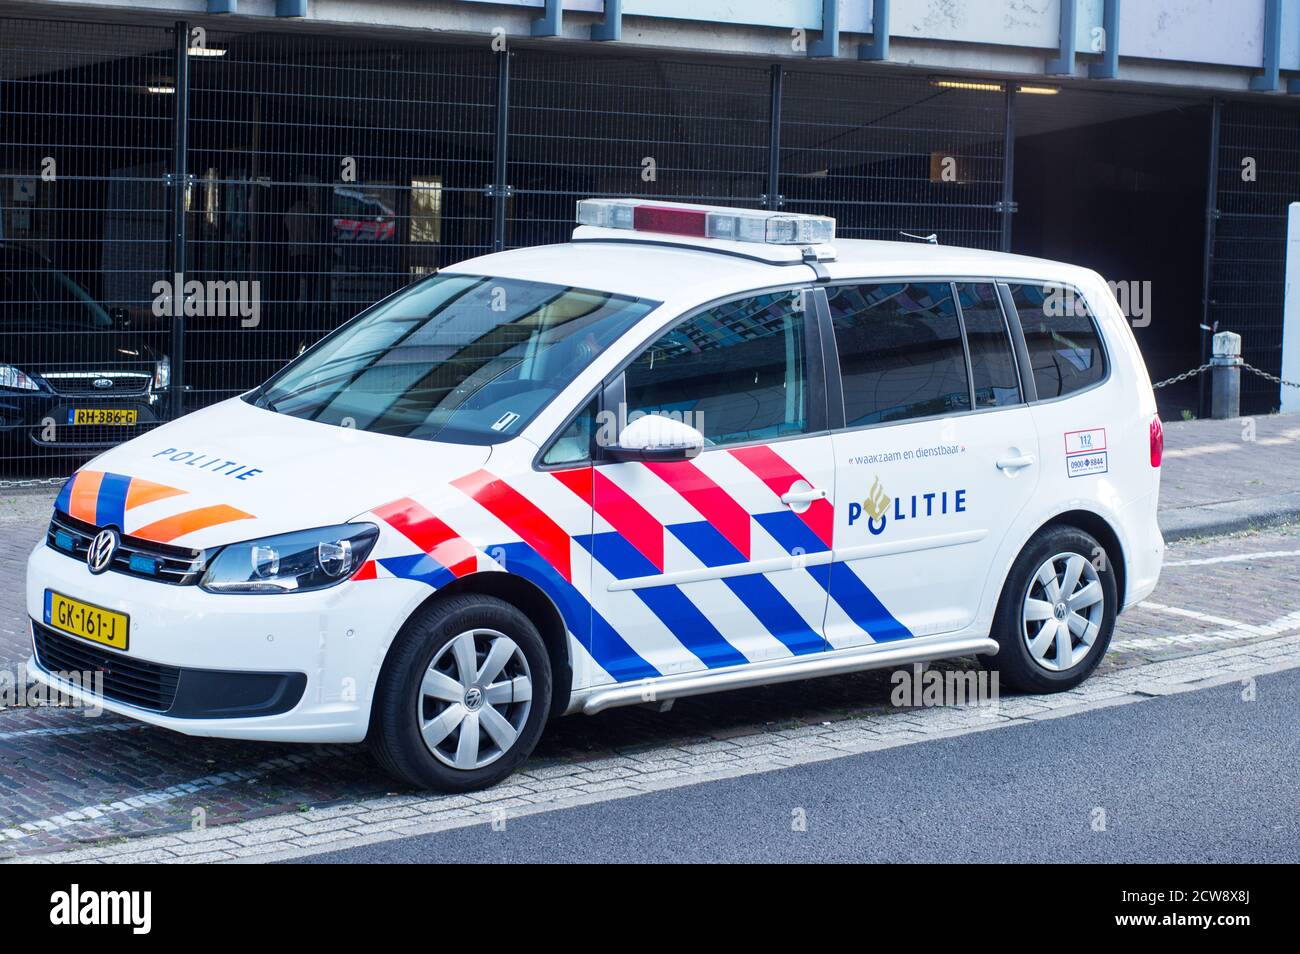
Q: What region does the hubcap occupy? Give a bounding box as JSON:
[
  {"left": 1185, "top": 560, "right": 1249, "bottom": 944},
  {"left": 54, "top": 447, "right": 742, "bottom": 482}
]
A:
[
  {"left": 1022, "top": 552, "right": 1105, "bottom": 673},
  {"left": 417, "top": 628, "right": 533, "bottom": 771}
]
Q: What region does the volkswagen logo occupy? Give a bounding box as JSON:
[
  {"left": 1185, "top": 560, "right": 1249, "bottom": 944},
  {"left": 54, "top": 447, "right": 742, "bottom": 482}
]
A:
[
  {"left": 463, "top": 686, "right": 484, "bottom": 711},
  {"left": 86, "top": 528, "right": 120, "bottom": 574},
  {"left": 92, "top": 378, "right": 114, "bottom": 390}
]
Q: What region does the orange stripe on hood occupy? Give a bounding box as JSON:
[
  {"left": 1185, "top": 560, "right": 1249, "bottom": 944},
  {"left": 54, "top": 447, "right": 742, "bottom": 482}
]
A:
[
  {"left": 125, "top": 477, "right": 186, "bottom": 511},
  {"left": 67, "top": 471, "right": 104, "bottom": 524},
  {"left": 132, "top": 504, "right": 254, "bottom": 544}
]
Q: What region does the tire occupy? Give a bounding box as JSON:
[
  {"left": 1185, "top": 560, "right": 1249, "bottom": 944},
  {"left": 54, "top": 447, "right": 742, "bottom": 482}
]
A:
[
  {"left": 369, "top": 594, "right": 552, "bottom": 792},
  {"left": 988, "top": 525, "right": 1118, "bottom": 693}
]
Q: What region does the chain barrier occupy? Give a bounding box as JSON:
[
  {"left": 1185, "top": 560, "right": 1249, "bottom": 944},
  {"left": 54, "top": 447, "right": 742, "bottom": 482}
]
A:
[
  {"left": 1152, "top": 361, "right": 1300, "bottom": 391},
  {"left": 1241, "top": 361, "right": 1300, "bottom": 390},
  {"left": 1151, "top": 364, "right": 1212, "bottom": 389},
  {"left": 0, "top": 477, "right": 67, "bottom": 491}
]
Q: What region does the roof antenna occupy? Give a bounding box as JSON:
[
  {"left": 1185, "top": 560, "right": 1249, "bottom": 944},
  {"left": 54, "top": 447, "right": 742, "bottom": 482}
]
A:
[{"left": 899, "top": 231, "right": 939, "bottom": 245}]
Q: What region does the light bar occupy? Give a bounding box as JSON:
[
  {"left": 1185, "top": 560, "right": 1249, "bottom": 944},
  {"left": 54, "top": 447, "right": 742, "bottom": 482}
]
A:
[{"left": 576, "top": 198, "right": 835, "bottom": 246}]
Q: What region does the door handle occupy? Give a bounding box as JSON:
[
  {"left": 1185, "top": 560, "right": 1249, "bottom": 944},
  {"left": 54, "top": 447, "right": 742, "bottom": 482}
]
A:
[
  {"left": 781, "top": 486, "right": 828, "bottom": 506},
  {"left": 996, "top": 454, "right": 1035, "bottom": 471}
]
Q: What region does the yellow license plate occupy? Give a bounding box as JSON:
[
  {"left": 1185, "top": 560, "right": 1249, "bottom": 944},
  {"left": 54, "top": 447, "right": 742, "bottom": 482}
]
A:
[
  {"left": 68, "top": 408, "right": 138, "bottom": 426},
  {"left": 44, "top": 590, "right": 130, "bottom": 651}
]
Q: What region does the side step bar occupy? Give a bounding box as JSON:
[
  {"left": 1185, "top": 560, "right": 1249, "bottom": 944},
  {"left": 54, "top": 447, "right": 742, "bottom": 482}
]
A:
[{"left": 580, "top": 635, "right": 999, "bottom": 715}]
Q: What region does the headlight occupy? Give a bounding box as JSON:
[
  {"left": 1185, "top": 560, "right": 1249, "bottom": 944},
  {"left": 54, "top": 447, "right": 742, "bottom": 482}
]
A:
[
  {"left": 153, "top": 355, "right": 171, "bottom": 391},
  {"left": 0, "top": 365, "right": 39, "bottom": 391},
  {"left": 200, "top": 523, "right": 379, "bottom": 594}
]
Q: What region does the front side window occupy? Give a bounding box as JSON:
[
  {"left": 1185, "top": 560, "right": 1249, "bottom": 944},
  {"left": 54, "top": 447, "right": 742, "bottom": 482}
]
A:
[
  {"left": 825, "top": 282, "right": 971, "bottom": 427},
  {"left": 251, "top": 274, "right": 657, "bottom": 444},
  {"left": 1007, "top": 283, "right": 1107, "bottom": 400},
  {"left": 623, "top": 290, "right": 808, "bottom": 448},
  {"left": 954, "top": 282, "right": 1021, "bottom": 408}
]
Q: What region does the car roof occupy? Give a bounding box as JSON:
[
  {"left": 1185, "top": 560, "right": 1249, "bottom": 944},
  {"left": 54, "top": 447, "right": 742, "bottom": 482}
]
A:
[{"left": 444, "top": 228, "right": 1100, "bottom": 308}]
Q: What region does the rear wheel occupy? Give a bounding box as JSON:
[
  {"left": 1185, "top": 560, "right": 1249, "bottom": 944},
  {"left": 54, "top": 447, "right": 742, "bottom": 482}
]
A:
[
  {"left": 369, "top": 595, "right": 551, "bottom": 792},
  {"left": 989, "top": 525, "right": 1117, "bottom": 693}
]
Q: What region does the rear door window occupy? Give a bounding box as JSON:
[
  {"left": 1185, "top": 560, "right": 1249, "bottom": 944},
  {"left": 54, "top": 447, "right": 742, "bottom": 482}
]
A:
[{"left": 954, "top": 282, "right": 1022, "bottom": 408}]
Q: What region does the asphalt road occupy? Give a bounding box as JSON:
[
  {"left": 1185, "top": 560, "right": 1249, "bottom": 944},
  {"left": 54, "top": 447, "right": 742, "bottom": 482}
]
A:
[{"left": 306, "top": 669, "right": 1300, "bottom": 864}]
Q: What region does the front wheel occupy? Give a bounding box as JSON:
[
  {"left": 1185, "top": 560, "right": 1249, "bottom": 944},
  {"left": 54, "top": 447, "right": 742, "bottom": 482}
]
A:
[
  {"left": 369, "top": 595, "right": 552, "bottom": 792},
  {"left": 989, "top": 525, "right": 1117, "bottom": 693}
]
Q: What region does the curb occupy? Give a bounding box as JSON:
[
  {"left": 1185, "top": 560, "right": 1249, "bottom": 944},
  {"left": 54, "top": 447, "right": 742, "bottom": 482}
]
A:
[{"left": 1158, "top": 491, "right": 1300, "bottom": 542}]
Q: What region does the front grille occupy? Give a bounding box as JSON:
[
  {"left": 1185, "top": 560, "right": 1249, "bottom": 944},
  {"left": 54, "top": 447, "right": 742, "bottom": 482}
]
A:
[
  {"left": 47, "top": 511, "right": 206, "bottom": 585},
  {"left": 32, "top": 622, "right": 180, "bottom": 712},
  {"left": 40, "top": 372, "right": 152, "bottom": 397}
]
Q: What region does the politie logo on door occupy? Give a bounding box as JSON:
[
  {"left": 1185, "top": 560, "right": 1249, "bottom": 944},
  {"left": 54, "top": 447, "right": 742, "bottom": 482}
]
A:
[
  {"left": 847, "top": 476, "right": 968, "bottom": 534},
  {"left": 1064, "top": 427, "right": 1108, "bottom": 478}
]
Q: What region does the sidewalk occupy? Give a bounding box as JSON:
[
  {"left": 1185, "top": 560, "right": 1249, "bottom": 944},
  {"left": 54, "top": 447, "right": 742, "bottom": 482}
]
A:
[{"left": 1158, "top": 412, "right": 1300, "bottom": 540}]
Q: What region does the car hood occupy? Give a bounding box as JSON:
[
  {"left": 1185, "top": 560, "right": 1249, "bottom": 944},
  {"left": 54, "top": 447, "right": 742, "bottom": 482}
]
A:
[{"left": 58, "top": 397, "right": 492, "bottom": 549}]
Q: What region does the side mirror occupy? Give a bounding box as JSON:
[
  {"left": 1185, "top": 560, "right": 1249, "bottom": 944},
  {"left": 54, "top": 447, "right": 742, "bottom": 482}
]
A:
[{"left": 607, "top": 414, "right": 704, "bottom": 462}]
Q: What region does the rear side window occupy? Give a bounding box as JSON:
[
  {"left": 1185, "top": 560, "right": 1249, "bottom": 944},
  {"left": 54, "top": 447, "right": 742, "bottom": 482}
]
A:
[
  {"left": 824, "top": 282, "right": 971, "bottom": 427},
  {"left": 1007, "top": 283, "right": 1107, "bottom": 400},
  {"left": 954, "top": 282, "right": 1021, "bottom": 408},
  {"left": 622, "top": 290, "right": 808, "bottom": 447}
]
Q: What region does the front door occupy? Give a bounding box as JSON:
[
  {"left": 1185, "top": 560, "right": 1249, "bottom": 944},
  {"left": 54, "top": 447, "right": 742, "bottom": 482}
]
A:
[{"left": 583, "top": 288, "right": 834, "bottom": 681}]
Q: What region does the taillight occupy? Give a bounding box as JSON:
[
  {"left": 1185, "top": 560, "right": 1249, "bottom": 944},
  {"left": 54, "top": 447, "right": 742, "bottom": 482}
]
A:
[{"left": 1150, "top": 414, "right": 1164, "bottom": 468}]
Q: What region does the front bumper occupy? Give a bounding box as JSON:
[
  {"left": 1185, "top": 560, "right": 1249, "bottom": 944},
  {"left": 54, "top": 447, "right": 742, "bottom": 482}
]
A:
[{"left": 26, "top": 540, "right": 430, "bottom": 743}]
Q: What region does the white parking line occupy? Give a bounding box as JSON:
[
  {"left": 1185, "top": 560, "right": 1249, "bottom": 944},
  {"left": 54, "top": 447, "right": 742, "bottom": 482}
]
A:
[
  {"left": 1114, "top": 609, "right": 1300, "bottom": 651},
  {"left": 1137, "top": 600, "right": 1250, "bottom": 630},
  {"left": 1163, "top": 548, "right": 1300, "bottom": 568}
]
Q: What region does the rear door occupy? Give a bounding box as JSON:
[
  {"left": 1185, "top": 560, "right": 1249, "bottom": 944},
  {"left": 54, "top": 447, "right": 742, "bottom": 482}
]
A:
[
  {"left": 580, "top": 287, "right": 834, "bottom": 681},
  {"left": 823, "top": 280, "right": 1040, "bottom": 646}
]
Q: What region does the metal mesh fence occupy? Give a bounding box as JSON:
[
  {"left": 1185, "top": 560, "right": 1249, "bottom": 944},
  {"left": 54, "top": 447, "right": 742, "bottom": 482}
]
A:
[
  {"left": 505, "top": 52, "right": 772, "bottom": 248},
  {"left": 1, "top": 19, "right": 175, "bottom": 476},
  {"left": 779, "top": 70, "right": 1006, "bottom": 248},
  {"left": 184, "top": 29, "right": 496, "bottom": 407},
  {"left": 1210, "top": 99, "right": 1300, "bottom": 414}
]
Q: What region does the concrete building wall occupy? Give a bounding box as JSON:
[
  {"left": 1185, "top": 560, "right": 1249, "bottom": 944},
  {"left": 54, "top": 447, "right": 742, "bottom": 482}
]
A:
[{"left": 7, "top": 0, "right": 1300, "bottom": 94}]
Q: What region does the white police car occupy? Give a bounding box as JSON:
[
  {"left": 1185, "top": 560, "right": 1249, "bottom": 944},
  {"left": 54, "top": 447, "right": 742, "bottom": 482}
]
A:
[{"left": 26, "top": 199, "right": 1164, "bottom": 791}]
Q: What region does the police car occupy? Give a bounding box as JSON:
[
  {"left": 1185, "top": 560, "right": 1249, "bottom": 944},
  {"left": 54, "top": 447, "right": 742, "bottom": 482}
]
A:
[{"left": 26, "top": 199, "right": 1164, "bottom": 791}]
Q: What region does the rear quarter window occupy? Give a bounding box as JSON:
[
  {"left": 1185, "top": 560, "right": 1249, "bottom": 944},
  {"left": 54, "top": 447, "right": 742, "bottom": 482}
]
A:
[{"left": 1007, "top": 283, "right": 1107, "bottom": 400}]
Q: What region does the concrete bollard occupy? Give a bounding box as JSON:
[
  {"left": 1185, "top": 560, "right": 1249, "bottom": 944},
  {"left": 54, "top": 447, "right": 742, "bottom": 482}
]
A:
[{"left": 1210, "top": 330, "right": 1242, "bottom": 420}]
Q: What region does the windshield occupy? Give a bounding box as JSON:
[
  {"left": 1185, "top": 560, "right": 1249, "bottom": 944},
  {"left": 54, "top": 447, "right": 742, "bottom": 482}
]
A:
[{"left": 249, "top": 274, "right": 658, "bottom": 444}]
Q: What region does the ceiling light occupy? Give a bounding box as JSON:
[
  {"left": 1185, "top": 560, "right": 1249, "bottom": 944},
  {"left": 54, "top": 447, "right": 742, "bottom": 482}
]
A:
[{"left": 930, "top": 78, "right": 1004, "bottom": 93}]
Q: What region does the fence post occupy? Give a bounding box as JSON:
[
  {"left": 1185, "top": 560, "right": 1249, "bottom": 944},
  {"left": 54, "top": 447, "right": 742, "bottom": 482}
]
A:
[
  {"left": 1000, "top": 84, "right": 1016, "bottom": 251},
  {"left": 765, "top": 64, "right": 782, "bottom": 211},
  {"left": 1198, "top": 98, "right": 1221, "bottom": 419},
  {"left": 1210, "top": 331, "right": 1241, "bottom": 419},
  {"left": 491, "top": 50, "right": 510, "bottom": 252},
  {"left": 169, "top": 21, "right": 190, "bottom": 421}
]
